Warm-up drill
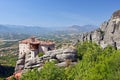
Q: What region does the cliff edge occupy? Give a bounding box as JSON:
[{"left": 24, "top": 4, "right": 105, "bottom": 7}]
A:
[{"left": 79, "top": 10, "right": 120, "bottom": 49}]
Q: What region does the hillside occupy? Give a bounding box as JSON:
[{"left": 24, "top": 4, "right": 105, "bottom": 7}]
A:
[{"left": 0, "top": 41, "right": 18, "bottom": 79}]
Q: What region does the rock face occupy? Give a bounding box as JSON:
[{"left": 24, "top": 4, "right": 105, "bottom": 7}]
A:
[
  {"left": 78, "top": 10, "right": 120, "bottom": 49},
  {"left": 15, "top": 48, "right": 77, "bottom": 72}
]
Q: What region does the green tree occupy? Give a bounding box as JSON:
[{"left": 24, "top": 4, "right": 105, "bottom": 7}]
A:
[
  {"left": 38, "top": 52, "right": 44, "bottom": 57},
  {"left": 21, "top": 62, "right": 66, "bottom": 80}
]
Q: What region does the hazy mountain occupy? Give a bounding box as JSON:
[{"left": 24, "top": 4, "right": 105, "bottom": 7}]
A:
[
  {"left": 0, "top": 24, "right": 97, "bottom": 34},
  {"left": 0, "top": 24, "right": 97, "bottom": 40},
  {"left": 0, "top": 25, "right": 48, "bottom": 34},
  {"left": 67, "top": 25, "right": 98, "bottom": 32}
]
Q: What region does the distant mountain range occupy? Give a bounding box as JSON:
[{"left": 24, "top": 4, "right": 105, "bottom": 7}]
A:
[
  {"left": 0, "top": 24, "right": 48, "bottom": 34},
  {"left": 67, "top": 25, "right": 98, "bottom": 33},
  {"left": 0, "top": 24, "right": 97, "bottom": 34},
  {"left": 0, "top": 24, "right": 98, "bottom": 39}
]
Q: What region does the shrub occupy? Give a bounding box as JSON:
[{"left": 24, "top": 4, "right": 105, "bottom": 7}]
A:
[
  {"left": 74, "top": 42, "right": 120, "bottom": 80},
  {"left": 21, "top": 62, "right": 67, "bottom": 80},
  {"left": 11, "top": 76, "right": 16, "bottom": 80},
  {"left": 38, "top": 52, "right": 44, "bottom": 57},
  {"left": 76, "top": 41, "right": 102, "bottom": 61}
]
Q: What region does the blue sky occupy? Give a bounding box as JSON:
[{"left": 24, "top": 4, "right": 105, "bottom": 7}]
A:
[{"left": 0, "top": 0, "right": 120, "bottom": 27}]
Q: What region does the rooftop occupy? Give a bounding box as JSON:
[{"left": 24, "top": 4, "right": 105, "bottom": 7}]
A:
[{"left": 19, "top": 37, "right": 55, "bottom": 45}]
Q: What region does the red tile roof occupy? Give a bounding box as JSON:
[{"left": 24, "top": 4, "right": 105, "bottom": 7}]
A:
[
  {"left": 19, "top": 37, "right": 55, "bottom": 45},
  {"left": 19, "top": 37, "right": 40, "bottom": 44}
]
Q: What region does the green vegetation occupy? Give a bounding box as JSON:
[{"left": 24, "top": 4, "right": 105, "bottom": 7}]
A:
[
  {"left": 0, "top": 41, "right": 18, "bottom": 66},
  {"left": 74, "top": 41, "right": 119, "bottom": 80},
  {"left": 0, "top": 41, "right": 18, "bottom": 48},
  {"left": 38, "top": 52, "right": 44, "bottom": 57},
  {"left": 11, "top": 76, "right": 17, "bottom": 80},
  {"left": 21, "top": 62, "right": 66, "bottom": 80},
  {"left": 0, "top": 41, "right": 18, "bottom": 79},
  {"left": 21, "top": 41, "right": 120, "bottom": 80},
  {"left": 0, "top": 54, "right": 17, "bottom": 66}
]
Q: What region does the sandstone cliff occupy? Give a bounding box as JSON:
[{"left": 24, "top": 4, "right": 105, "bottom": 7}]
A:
[{"left": 78, "top": 10, "right": 120, "bottom": 49}]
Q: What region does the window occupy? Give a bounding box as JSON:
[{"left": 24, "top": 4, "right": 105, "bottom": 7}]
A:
[{"left": 48, "top": 47, "right": 51, "bottom": 51}]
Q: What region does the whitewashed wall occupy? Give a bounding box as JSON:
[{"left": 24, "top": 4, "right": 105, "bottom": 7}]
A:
[{"left": 19, "top": 43, "right": 30, "bottom": 56}]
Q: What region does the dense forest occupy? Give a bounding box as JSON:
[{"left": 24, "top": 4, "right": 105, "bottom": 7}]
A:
[{"left": 20, "top": 41, "right": 120, "bottom": 80}]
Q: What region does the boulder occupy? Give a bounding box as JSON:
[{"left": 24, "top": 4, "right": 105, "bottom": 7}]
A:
[
  {"left": 56, "top": 62, "right": 67, "bottom": 67},
  {"left": 16, "top": 59, "right": 25, "bottom": 65},
  {"left": 49, "top": 59, "right": 58, "bottom": 63},
  {"left": 15, "top": 65, "right": 24, "bottom": 71},
  {"left": 56, "top": 62, "right": 77, "bottom": 67},
  {"left": 56, "top": 53, "right": 77, "bottom": 62},
  {"left": 63, "top": 48, "right": 77, "bottom": 54},
  {"left": 25, "top": 59, "right": 37, "bottom": 68}
]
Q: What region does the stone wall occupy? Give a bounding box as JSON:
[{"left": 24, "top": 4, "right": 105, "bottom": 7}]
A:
[{"left": 19, "top": 44, "right": 30, "bottom": 56}]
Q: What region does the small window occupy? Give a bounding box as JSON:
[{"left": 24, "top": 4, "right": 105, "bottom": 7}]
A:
[{"left": 48, "top": 47, "right": 51, "bottom": 51}]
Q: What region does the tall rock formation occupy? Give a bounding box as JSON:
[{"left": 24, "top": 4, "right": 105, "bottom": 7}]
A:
[{"left": 79, "top": 10, "right": 120, "bottom": 49}]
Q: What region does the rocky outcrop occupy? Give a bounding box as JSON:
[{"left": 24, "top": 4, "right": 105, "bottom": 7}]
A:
[
  {"left": 78, "top": 10, "right": 120, "bottom": 49},
  {"left": 15, "top": 48, "right": 77, "bottom": 72}
]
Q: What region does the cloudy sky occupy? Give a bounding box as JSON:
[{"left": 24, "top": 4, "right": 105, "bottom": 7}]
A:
[{"left": 0, "top": 0, "right": 120, "bottom": 27}]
